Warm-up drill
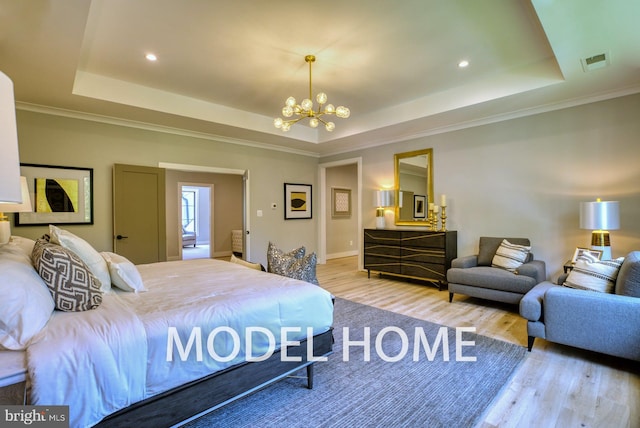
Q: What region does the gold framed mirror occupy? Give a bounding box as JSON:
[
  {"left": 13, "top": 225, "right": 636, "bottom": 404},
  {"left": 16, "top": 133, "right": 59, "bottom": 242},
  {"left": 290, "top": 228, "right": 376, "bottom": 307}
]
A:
[{"left": 394, "top": 148, "right": 434, "bottom": 226}]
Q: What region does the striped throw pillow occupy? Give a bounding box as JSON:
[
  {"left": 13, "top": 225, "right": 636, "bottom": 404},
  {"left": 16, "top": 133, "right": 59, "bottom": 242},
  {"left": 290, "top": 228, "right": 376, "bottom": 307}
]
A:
[
  {"left": 564, "top": 257, "right": 625, "bottom": 293},
  {"left": 491, "top": 239, "right": 531, "bottom": 272}
]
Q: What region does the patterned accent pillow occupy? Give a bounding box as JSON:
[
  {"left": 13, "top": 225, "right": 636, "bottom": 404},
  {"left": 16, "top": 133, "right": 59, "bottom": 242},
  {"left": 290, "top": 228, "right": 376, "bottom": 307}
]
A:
[
  {"left": 32, "top": 239, "right": 102, "bottom": 311},
  {"left": 564, "top": 257, "right": 625, "bottom": 293},
  {"left": 266, "top": 242, "right": 319, "bottom": 285},
  {"left": 267, "top": 242, "right": 305, "bottom": 275},
  {"left": 491, "top": 239, "right": 531, "bottom": 272}
]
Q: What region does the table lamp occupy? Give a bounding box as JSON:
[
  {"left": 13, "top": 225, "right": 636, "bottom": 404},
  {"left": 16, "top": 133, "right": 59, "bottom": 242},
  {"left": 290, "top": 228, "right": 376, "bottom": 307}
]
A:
[
  {"left": 0, "top": 176, "right": 32, "bottom": 244},
  {"left": 374, "top": 190, "right": 394, "bottom": 229},
  {"left": 580, "top": 199, "right": 620, "bottom": 260},
  {"left": 0, "top": 70, "right": 25, "bottom": 244}
]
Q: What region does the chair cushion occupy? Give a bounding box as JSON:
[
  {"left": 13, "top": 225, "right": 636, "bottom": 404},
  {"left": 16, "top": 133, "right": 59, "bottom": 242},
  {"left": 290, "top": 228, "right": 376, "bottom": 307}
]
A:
[
  {"left": 564, "top": 257, "right": 625, "bottom": 294},
  {"left": 615, "top": 251, "right": 640, "bottom": 297},
  {"left": 477, "top": 237, "right": 531, "bottom": 266},
  {"left": 447, "top": 266, "right": 537, "bottom": 295},
  {"left": 491, "top": 239, "right": 531, "bottom": 272}
]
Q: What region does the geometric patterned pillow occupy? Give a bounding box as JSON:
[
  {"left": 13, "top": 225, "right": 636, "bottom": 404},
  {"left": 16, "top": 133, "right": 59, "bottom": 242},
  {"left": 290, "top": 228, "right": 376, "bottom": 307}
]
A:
[
  {"left": 31, "top": 239, "right": 102, "bottom": 311},
  {"left": 564, "top": 257, "right": 625, "bottom": 294},
  {"left": 491, "top": 239, "right": 531, "bottom": 272}
]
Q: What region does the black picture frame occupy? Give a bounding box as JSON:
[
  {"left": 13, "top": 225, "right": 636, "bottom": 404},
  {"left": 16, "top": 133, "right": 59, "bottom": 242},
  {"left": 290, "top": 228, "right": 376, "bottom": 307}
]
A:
[
  {"left": 284, "top": 183, "right": 312, "bottom": 220},
  {"left": 15, "top": 163, "right": 94, "bottom": 226}
]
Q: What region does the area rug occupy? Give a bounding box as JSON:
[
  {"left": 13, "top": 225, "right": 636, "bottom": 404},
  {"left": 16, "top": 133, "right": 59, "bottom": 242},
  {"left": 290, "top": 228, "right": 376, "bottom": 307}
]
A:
[{"left": 183, "top": 298, "right": 527, "bottom": 428}]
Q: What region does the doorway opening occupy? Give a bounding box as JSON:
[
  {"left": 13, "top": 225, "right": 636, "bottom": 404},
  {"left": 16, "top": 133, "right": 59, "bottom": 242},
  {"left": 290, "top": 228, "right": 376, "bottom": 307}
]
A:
[{"left": 180, "top": 184, "right": 212, "bottom": 260}]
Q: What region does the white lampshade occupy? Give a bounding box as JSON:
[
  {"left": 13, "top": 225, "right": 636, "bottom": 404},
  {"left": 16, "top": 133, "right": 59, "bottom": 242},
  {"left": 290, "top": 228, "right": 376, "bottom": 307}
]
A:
[
  {"left": 0, "top": 176, "right": 32, "bottom": 214},
  {"left": 580, "top": 200, "right": 620, "bottom": 230},
  {"left": 0, "top": 71, "right": 22, "bottom": 204},
  {"left": 374, "top": 190, "right": 394, "bottom": 208},
  {"left": 579, "top": 200, "right": 620, "bottom": 260}
]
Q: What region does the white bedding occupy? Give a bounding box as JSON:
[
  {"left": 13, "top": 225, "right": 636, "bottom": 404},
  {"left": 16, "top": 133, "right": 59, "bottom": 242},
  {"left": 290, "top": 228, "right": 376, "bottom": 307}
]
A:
[{"left": 27, "top": 259, "right": 334, "bottom": 427}]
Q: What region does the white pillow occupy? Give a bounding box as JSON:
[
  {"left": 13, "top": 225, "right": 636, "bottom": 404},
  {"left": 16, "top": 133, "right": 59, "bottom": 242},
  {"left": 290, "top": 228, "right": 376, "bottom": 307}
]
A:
[
  {"left": 0, "top": 244, "right": 55, "bottom": 350},
  {"left": 230, "top": 254, "right": 263, "bottom": 271},
  {"left": 9, "top": 236, "right": 36, "bottom": 257},
  {"left": 564, "top": 257, "right": 625, "bottom": 293},
  {"left": 491, "top": 239, "right": 531, "bottom": 272},
  {"left": 101, "top": 252, "right": 147, "bottom": 292},
  {"left": 49, "top": 225, "right": 111, "bottom": 293}
]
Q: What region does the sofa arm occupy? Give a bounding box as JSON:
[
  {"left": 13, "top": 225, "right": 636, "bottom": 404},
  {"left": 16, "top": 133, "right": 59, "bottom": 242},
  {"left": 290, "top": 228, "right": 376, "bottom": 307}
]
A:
[
  {"left": 520, "top": 281, "right": 557, "bottom": 321},
  {"left": 543, "top": 287, "right": 640, "bottom": 360},
  {"left": 515, "top": 260, "right": 546, "bottom": 283},
  {"left": 451, "top": 255, "right": 478, "bottom": 269}
]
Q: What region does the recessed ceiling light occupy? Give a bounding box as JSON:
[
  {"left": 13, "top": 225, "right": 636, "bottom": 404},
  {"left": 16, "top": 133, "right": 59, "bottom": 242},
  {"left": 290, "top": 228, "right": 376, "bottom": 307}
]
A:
[
  {"left": 145, "top": 53, "right": 157, "bottom": 61},
  {"left": 458, "top": 60, "right": 469, "bottom": 68}
]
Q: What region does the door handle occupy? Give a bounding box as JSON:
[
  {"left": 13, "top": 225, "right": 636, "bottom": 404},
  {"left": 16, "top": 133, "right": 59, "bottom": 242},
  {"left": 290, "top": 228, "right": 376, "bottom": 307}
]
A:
[{"left": 116, "top": 235, "right": 129, "bottom": 240}]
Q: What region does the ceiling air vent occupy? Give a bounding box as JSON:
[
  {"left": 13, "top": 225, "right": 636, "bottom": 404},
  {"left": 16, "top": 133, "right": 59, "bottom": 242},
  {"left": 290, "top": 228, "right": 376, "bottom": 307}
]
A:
[{"left": 581, "top": 52, "right": 610, "bottom": 72}]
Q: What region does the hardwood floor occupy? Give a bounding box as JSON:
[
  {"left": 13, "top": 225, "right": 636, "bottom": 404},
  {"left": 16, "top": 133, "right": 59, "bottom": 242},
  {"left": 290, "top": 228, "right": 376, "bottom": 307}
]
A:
[{"left": 317, "top": 256, "right": 640, "bottom": 428}]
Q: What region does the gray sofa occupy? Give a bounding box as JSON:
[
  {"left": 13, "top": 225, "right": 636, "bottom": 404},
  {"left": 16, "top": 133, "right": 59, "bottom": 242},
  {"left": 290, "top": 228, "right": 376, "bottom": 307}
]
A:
[
  {"left": 520, "top": 251, "right": 640, "bottom": 361},
  {"left": 447, "top": 237, "right": 546, "bottom": 304}
]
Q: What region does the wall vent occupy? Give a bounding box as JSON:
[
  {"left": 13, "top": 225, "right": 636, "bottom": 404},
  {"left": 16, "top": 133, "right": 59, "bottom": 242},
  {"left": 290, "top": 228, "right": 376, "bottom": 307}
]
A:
[{"left": 581, "top": 52, "right": 610, "bottom": 72}]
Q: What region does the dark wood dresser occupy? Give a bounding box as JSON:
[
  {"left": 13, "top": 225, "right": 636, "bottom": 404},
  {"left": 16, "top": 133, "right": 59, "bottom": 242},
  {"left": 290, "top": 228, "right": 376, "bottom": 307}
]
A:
[{"left": 363, "top": 229, "right": 457, "bottom": 290}]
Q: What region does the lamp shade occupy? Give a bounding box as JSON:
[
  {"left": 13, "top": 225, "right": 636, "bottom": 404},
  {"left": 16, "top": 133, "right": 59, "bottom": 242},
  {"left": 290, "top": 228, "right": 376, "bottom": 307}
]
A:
[
  {"left": 374, "top": 190, "right": 394, "bottom": 208},
  {"left": 580, "top": 200, "right": 620, "bottom": 230},
  {"left": 0, "top": 176, "right": 32, "bottom": 213},
  {"left": 0, "top": 71, "right": 22, "bottom": 204}
]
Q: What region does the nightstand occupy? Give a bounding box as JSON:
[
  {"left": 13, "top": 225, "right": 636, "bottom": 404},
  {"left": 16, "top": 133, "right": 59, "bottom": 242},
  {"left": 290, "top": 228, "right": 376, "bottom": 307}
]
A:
[
  {"left": 563, "top": 260, "right": 575, "bottom": 274},
  {"left": 0, "top": 351, "right": 27, "bottom": 405}
]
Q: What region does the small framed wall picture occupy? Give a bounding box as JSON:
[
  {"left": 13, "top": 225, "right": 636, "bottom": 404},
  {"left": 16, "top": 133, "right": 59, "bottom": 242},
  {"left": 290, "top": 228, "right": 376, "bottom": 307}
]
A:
[
  {"left": 284, "top": 183, "right": 312, "bottom": 220},
  {"left": 571, "top": 247, "right": 603, "bottom": 263},
  {"left": 331, "top": 187, "right": 351, "bottom": 218},
  {"left": 413, "top": 195, "right": 426, "bottom": 218}
]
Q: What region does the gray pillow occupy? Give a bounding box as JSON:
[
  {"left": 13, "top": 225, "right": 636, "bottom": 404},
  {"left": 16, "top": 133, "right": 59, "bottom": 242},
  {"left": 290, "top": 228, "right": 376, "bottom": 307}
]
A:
[
  {"left": 266, "top": 242, "right": 318, "bottom": 285},
  {"left": 615, "top": 251, "right": 640, "bottom": 297},
  {"left": 267, "top": 242, "right": 305, "bottom": 275}
]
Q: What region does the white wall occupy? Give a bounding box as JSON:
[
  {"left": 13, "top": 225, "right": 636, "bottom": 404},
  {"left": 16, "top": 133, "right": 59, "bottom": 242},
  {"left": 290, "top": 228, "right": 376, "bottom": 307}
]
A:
[{"left": 321, "top": 93, "right": 640, "bottom": 280}]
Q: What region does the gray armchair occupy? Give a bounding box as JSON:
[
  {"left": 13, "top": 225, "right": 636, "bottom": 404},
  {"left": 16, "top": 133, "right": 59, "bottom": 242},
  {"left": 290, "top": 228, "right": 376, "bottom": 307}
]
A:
[
  {"left": 520, "top": 251, "right": 640, "bottom": 361},
  {"left": 447, "top": 237, "right": 546, "bottom": 304}
]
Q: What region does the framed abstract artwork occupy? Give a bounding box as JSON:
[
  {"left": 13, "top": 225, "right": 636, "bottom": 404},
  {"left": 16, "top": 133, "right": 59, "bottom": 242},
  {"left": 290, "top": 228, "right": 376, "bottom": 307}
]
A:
[
  {"left": 15, "top": 163, "right": 94, "bottom": 226},
  {"left": 571, "top": 247, "right": 602, "bottom": 263},
  {"left": 284, "top": 183, "right": 312, "bottom": 220},
  {"left": 413, "top": 194, "right": 426, "bottom": 218},
  {"left": 331, "top": 187, "right": 351, "bottom": 218}
]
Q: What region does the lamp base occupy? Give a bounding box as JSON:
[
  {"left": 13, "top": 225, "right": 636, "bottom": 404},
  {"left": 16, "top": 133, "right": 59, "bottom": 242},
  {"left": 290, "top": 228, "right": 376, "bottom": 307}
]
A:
[
  {"left": 376, "top": 216, "right": 386, "bottom": 229},
  {"left": 0, "top": 220, "right": 10, "bottom": 245},
  {"left": 591, "top": 231, "right": 612, "bottom": 260}
]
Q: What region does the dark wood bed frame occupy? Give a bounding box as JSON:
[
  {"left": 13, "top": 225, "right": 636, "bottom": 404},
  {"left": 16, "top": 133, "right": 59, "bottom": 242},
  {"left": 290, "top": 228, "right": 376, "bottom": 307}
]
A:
[{"left": 96, "top": 328, "right": 333, "bottom": 427}]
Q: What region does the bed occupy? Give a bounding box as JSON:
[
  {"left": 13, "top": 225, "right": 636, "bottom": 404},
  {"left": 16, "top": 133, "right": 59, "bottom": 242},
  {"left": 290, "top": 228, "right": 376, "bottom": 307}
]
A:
[{"left": 0, "top": 234, "right": 334, "bottom": 427}]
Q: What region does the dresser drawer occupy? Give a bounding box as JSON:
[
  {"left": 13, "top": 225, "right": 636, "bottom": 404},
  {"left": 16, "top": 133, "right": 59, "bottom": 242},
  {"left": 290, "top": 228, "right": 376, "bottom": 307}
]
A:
[
  {"left": 401, "top": 246, "right": 445, "bottom": 264},
  {"left": 401, "top": 231, "right": 446, "bottom": 248},
  {"left": 364, "top": 229, "right": 402, "bottom": 245},
  {"left": 401, "top": 262, "right": 446, "bottom": 280}
]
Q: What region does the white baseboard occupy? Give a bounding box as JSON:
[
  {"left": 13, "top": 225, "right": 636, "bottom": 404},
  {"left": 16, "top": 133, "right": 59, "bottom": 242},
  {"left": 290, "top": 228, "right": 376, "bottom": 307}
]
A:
[{"left": 326, "top": 250, "right": 359, "bottom": 260}]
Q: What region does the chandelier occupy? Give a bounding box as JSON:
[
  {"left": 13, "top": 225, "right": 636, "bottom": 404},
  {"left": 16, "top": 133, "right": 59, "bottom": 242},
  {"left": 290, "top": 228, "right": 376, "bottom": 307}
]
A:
[{"left": 274, "top": 55, "right": 350, "bottom": 132}]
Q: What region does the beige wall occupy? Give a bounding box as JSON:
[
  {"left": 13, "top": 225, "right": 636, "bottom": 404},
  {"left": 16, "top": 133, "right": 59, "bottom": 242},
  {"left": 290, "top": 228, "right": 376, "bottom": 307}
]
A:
[
  {"left": 321, "top": 93, "right": 640, "bottom": 279},
  {"left": 326, "top": 163, "right": 358, "bottom": 257},
  {"left": 14, "top": 110, "right": 319, "bottom": 267},
  {"left": 13, "top": 93, "right": 640, "bottom": 277},
  {"left": 165, "top": 170, "right": 243, "bottom": 259}
]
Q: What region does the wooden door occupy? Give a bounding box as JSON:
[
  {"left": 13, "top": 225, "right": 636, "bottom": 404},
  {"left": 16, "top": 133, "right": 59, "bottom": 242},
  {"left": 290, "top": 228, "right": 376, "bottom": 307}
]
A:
[{"left": 113, "top": 164, "right": 166, "bottom": 264}]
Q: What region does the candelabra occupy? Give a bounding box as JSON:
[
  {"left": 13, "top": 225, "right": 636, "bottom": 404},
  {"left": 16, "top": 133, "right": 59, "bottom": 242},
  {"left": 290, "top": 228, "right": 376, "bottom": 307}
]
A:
[{"left": 440, "top": 205, "right": 447, "bottom": 231}]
